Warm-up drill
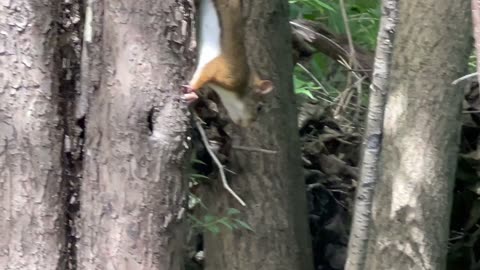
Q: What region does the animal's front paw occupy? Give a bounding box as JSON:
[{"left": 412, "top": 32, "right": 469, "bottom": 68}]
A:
[
  {"left": 180, "top": 84, "right": 198, "bottom": 104},
  {"left": 181, "top": 91, "right": 199, "bottom": 104},
  {"left": 181, "top": 84, "right": 194, "bottom": 93}
]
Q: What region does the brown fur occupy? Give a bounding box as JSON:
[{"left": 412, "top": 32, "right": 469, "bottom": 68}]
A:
[{"left": 190, "top": 0, "right": 261, "bottom": 97}]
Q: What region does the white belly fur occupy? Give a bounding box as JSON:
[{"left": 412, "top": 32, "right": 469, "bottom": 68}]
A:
[
  {"left": 208, "top": 84, "right": 246, "bottom": 124},
  {"left": 191, "top": 0, "right": 222, "bottom": 83}
]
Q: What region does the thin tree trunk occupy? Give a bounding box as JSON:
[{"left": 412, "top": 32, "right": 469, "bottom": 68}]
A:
[
  {"left": 202, "top": 0, "right": 313, "bottom": 269},
  {"left": 345, "top": 1, "right": 399, "bottom": 269},
  {"left": 76, "top": 1, "right": 193, "bottom": 269},
  {"left": 0, "top": 1, "right": 65, "bottom": 269},
  {"left": 473, "top": 0, "right": 480, "bottom": 84},
  {"left": 365, "top": 0, "right": 472, "bottom": 269}
]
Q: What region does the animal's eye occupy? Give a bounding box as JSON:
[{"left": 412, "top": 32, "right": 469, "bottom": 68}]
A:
[{"left": 256, "top": 103, "right": 263, "bottom": 113}]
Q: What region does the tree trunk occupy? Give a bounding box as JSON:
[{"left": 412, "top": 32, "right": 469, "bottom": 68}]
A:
[
  {"left": 76, "top": 1, "right": 193, "bottom": 269},
  {"left": 202, "top": 0, "right": 313, "bottom": 269},
  {"left": 345, "top": 1, "right": 399, "bottom": 269},
  {"left": 365, "top": 0, "right": 472, "bottom": 269},
  {"left": 473, "top": 0, "right": 480, "bottom": 84},
  {"left": 0, "top": 1, "right": 66, "bottom": 269}
]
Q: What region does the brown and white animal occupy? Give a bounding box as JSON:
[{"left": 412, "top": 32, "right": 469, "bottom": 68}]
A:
[{"left": 182, "top": 0, "right": 274, "bottom": 127}]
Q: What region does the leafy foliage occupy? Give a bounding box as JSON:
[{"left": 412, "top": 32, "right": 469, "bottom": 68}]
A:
[
  {"left": 290, "top": 0, "right": 379, "bottom": 107},
  {"left": 291, "top": 1, "right": 480, "bottom": 270},
  {"left": 188, "top": 208, "right": 254, "bottom": 234},
  {"left": 187, "top": 159, "right": 253, "bottom": 235},
  {"left": 187, "top": 1, "right": 480, "bottom": 269}
]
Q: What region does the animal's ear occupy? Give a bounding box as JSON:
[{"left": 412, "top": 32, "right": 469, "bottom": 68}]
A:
[{"left": 255, "top": 80, "right": 274, "bottom": 95}]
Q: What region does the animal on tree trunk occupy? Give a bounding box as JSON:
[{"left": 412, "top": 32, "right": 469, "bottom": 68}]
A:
[{"left": 183, "top": 0, "right": 274, "bottom": 127}]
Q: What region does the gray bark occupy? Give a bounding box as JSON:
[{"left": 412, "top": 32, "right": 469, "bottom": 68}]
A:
[
  {"left": 345, "top": 1, "right": 399, "bottom": 269},
  {"left": 473, "top": 0, "right": 480, "bottom": 83},
  {"left": 202, "top": 0, "right": 313, "bottom": 269},
  {"left": 0, "top": 1, "right": 65, "bottom": 269},
  {"left": 76, "top": 1, "right": 193, "bottom": 269},
  {"left": 365, "top": 0, "right": 472, "bottom": 269}
]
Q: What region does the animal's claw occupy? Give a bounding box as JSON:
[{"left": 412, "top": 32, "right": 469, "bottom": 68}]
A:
[{"left": 181, "top": 84, "right": 194, "bottom": 93}]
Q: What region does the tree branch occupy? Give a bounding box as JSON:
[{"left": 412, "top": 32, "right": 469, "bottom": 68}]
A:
[
  {"left": 193, "top": 113, "right": 247, "bottom": 207},
  {"left": 290, "top": 19, "right": 374, "bottom": 81}
]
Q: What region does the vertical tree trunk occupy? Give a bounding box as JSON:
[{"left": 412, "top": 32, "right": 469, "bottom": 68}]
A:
[
  {"left": 473, "top": 0, "right": 480, "bottom": 83},
  {"left": 365, "top": 0, "right": 471, "bottom": 269},
  {"left": 76, "top": 1, "right": 193, "bottom": 269},
  {"left": 0, "top": 1, "right": 65, "bottom": 269},
  {"left": 345, "top": 1, "right": 399, "bottom": 269},
  {"left": 202, "top": 0, "right": 313, "bottom": 269}
]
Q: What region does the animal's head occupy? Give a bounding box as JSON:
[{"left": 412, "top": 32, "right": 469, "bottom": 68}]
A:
[{"left": 212, "top": 75, "right": 273, "bottom": 127}]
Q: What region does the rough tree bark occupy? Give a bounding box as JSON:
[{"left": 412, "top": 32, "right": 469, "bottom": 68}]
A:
[
  {"left": 202, "top": 0, "right": 314, "bottom": 269},
  {"left": 365, "top": 0, "right": 472, "bottom": 269},
  {"left": 76, "top": 0, "right": 193, "bottom": 269},
  {"left": 345, "top": 1, "right": 399, "bottom": 269},
  {"left": 0, "top": 1, "right": 66, "bottom": 269}
]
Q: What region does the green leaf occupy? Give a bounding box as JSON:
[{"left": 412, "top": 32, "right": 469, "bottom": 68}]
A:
[
  {"left": 203, "top": 215, "right": 216, "bottom": 223},
  {"left": 234, "top": 219, "right": 254, "bottom": 232},
  {"left": 293, "top": 76, "right": 307, "bottom": 89},
  {"left": 226, "top": 208, "right": 241, "bottom": 216},
  {"left": 206, "top": 224, "right": 220, "bottom": 234},
  {"left": 191, "top": 158, "right": 207, "bottom": 165},
  {"left": 218, "top": 219, "right": 234, "bottom": 230},
  {"left": 295, "top": 88, "right": 316, "bottom": 99},
  {"left": 312, "top": 0, "right": 335, "bottom": 11}
]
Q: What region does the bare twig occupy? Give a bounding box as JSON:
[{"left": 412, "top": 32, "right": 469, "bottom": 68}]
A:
[
  {"left": 337, "top": 57, "right": 367, "bottom": 124},
  {"left": 290, "top": 20, "right": 349, "bottom": 58},
  {"left": 452, "top": 72, "right": 478, "bottom": 85},
  {"left": 193, "top": 113, "right": 246, "bottom": 207},
  {"left": 339, "top": 0, "right": 356, "bottom": 66},
  {"left": 339, "top": 0, "right": 357, "bottom": 117},
  {"left": 334, "top": 85, "right": 355, "bottom": 119},
  {"left": 354, "top": 77, "right": 364, "bottom": 124},
  {"left": 224, "top": 167, "right": 237, "bottom": 175},
  {"left": 290, "top": 19, "right": 374, "bottom": 80},
  {"left": 307, "top": 183, "right": 347, "bottom": 209},
  {"left": 232, "top": 145, "right": 278, "bottom": 154},
  {"left": 296, "top": 63, "right": 330, "bottom": 96}
]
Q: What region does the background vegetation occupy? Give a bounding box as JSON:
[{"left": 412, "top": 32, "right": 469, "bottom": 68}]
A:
[{"left": 187, "top": 0, "right": 480, "bottom": 269}]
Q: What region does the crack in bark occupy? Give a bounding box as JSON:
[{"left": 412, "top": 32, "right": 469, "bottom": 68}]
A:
[{"left": 56, "top": 0, "right": 84, "bottom": 269}]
